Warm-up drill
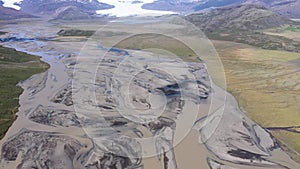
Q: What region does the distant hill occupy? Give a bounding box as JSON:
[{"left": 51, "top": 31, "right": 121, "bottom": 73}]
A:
[
  {"left": 258, "top": 0, "right": 300, "bottom": 18},
  {"left": 142, "top": 0, "right": 204, "bottom": 14},
  {"left": 142, "top": 0, "right": 248, "bottom": 14},
  {"left": 186, "top": 4, "right": 300, "bottom": 52},
  {"left": 142, "top": 0, "right": 300, "bottom": 19},
  {"left": 19, "top": 0, "right": 113, "bottom": 15},
  {"left": 17, "top": 0, "right": 113, "bottom": 20},
  {"left": 194, "top": 0, "right": 247, "bottom": 11},
  {"left": 0, "top": 3, "right": 35, "bottom": 20},
  {"left": 52, "top": 6, "right": 93, "bottom": 20},
  {"left": 186, "top": 4, "right": 289, "bottom": 32}
]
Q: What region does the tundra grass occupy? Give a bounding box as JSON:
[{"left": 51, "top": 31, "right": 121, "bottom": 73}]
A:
[
  {"left": 212, "top": 40, "right": 300, "bottom": 162},
  {"left": 114, "top": 33, "right": 199, "bottom": 62},
  {"left": 286, "top": 26, "right": 300, "bottom": 32}
]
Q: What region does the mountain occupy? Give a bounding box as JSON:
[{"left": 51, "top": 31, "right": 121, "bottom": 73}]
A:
[
  {"left": 258, "top": 0, "right": 300, "bottom": 18},
  {"left": 186, "top": 4, "right": 300, "bottom": 52},
  {"left": 1, "top": 0, "right": 113, "bottom": 20},
  {"left": 186, "top": 3, "right": 289, "bottom": 31},
  {"left": 52, "top": 6, "right": 93, "bottom": 20},
  {"left": 142, "top": 0, "right": 204, "bottom": 14},
  {"left": 194, "top": 0, "right": 247, "bottom": 10},
  {"left": 19, "top": 0, "right": 113, "bottom": 15},
  {"left": 142, "top": 0, "right": 248, "bottom": 14},
  {"left": 0, "top": 1, "right": 35, "bottom": 20},
  {"left": 1, "top": 0, "right": 299, "bottom": 20},
  {"left": 142, "top": 0, "right": 300, "bottom": 19}
]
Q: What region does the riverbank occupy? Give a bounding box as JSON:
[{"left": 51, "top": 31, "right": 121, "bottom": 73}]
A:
[{"left": 0, "top": 46, "right": 49, "bottom": 138}]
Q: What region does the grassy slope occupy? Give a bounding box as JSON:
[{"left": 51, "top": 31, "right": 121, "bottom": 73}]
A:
[
  {"left": 114, "top": 34, "right": 199, "bottom": 62},
  {"left": 264, "top": 26, "right": 300, "bottom": 42},
  {"left": 212, "top": 40, "right": 300, "bottom": 162},
  {"left": 0, "top": 46, "right": 49, "bottom": 139}
]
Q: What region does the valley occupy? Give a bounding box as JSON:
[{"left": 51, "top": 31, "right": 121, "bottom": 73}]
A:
[
  {"left": 0, "top": 0, "right": 299, "bottom": 169},
  {"left": 0, "top": 16, "right": 299, "bottom": 169}
]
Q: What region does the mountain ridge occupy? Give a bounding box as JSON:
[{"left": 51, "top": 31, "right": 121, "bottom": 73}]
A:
[
  {"left": 186, "top": 3, "right": 289, "bottom": 31},
  {"left": 0, "top": 0, "right": 114, "bottom": 20},
  {"left": 186, "top": 3, "right": 300, "bottom": 52},
  {"left": 142, "top": 0, "right": 300, "bottom": 18},
  {"left": 0, "top": 1, "right": 35, "bottom": 20}
]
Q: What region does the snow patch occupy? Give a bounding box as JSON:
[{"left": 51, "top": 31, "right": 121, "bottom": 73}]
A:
[
  {"left": 96, "top": 0, "right": 176, "bottom": 17},
  {"left": 2, "top": 0, "right": 22, "bottom": 10},
  {"left": 1, "top": 0, "right": 176, "bottom": 16}
]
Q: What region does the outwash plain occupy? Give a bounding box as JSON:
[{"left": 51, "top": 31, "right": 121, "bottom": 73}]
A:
[{"left": 0, "top": 16, "right": 299, "bottom": 169}]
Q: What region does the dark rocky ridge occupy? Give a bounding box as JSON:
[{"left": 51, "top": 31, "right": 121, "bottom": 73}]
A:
[{"left": 53, "top": 6, "right": 93, "bottom": 20}]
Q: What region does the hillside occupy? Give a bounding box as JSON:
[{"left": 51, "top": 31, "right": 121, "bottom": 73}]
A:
[
  {"left": 19, "top": 0, "right": 113, "bottom": 15},
  {"left": 186, "top": 4, "right": 288, "bottom": 31},
  {"left": 52, "top": 6, "right": 93, "bottom": 20},
  {"left": 13, "top": 0, "right": 113, "bottom": 20},
  {"left": 142, "top": 0, "right": 300, "bottom": 19},
  {"left": 142, "top": 0, "right": 203, "bottom": 13},
  {"left": 255, "top": 0, "right": 300, "bottom": 18},
  {"left": 142, "top": 0, "right": 248, "bottom": 13},
  {"left": 186, "top": 4, "right": 300, "bottom": 52},
  {"left": 194, "top": 0, "right": 247, "bottom": 10},
  {"left": 0, "top": 1, "right": 35, "bottom": 20}
]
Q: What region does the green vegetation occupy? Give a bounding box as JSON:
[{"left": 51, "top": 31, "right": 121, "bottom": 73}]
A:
[
  {"left": 0, "top": 46, "right": 49, "bottom": 139},
  {"left": 264, "top": 25, "right": 300, "bottom": 47},
  {"left": 0, "top": 31, "right": 6, "bottom": 35},
  {"left": 57, "top": 29, "right": 96, "bottom": 37},
  {"left": 286, "top": 26, "right": 300, "bottom": 32},
  {"left": 212, "top": 40, "right": 300, "bottom": 163},
  {"left": 114, "top": 33, "right": 199, "bottom": 62},
  {"left": 205, "top": 31, "right": 300, "bottom": 52}
]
